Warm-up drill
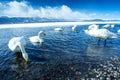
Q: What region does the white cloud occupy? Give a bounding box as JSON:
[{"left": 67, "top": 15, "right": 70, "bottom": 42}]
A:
[
  {"left": 0, "top": 1, "right": 90, "bottom": 21},
  {"left": 39, "top": 5, "right": 89, "bottom": 20},
  {"left": 2, "top": 1, "right": 38, "bottom": 17},
  {"left": 0, "top": 1, "right": 119, "bottom": 20}
]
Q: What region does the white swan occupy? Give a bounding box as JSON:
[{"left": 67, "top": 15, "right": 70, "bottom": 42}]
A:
[
  {"left": 29, "top": 31, "right": 46, "bottom": 45},
  {"left": 8, "top": 36, "right": 29, "bottom": 62},
  {"left": 111, "top": 24, "right": 115, "bottom": 28},
  {"left": 103, "top": 24, "right": 115, "bottom": 29},
  {"left": 84, "top": 25, "right": 117, "bottom": 45},
  {"left": 103, "top": 24, "right": 111, "bottom": 29},
  {"left": 72, "top": 25, "right": 77, "bottom": 31},
  {"left": 54, "top": 27, "right": 63, "bottom": 32},
  {"left": 117, "top": 29, "right": 120, "bottom": 34}
]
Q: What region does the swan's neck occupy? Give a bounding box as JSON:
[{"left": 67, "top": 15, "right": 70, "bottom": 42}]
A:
[
  {"left": 18, "top": 43, "right": 28, "bottom": 61},
  {"left": 38, "top": 32, "right": 42, "bottom": 38},
  {"left": 18, "top": 43, "right": 26, "bottom": 53}
]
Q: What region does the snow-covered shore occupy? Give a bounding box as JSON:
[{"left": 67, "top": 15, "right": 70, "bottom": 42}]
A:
[{"left": 0, "top": 21, "right": 120, "bottom": 28}]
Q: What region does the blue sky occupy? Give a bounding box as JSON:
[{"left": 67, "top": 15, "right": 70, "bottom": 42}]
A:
[{"left": 0, "top": 0, "right": 120, "bottom": 20}]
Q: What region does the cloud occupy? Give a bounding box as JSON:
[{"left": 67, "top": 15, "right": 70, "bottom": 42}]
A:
[
  {"left": 39, "top": 5, "right": 89, "bottom": 20},
  {"left": 2, "top": 1, "right": 39, "bottom": 17},
  {"left": 0, "top": 1, "right": 119, "bottom": 20},
  {"left": 0, "top": 1, "right": 90, "bottom": 21}
]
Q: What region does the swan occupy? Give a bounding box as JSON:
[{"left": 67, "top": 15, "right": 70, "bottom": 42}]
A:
[
  {"left": 84, "top": 25, "right": 117, "bottom": 45},
  {"left": 29, "top": 31, "right": 46, "bottom": 45},
  {"left": 103, "top": 24, "right": 111, "bottom": 29},
  {"left": 103, "top": 24, "right": 115, "bottom": 29},
  {"left": 111, "top": 24, "right": 115, "bottom": 28},
  {"left": 117, "top": 29, "right": 120, "bottom": 34},
  {"left": 54, "top": 27, "right": 63, "bottom": 32},
  {"left": 8, "top": 36, "right": 29, "bottom": 62},
  {"left": 72, "top": 25, "right": 77, "bottom": 31}
]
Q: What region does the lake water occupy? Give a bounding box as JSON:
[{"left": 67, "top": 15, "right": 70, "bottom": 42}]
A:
[{"left": 0, "top": 24, "right": 120, "bottom": 79}]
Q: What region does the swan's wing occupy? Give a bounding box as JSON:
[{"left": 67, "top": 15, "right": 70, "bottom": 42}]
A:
[
  {"left": 8, "top": 37, "right": 23, "bottom": 51},
  {"left": 107, "top": 30, "right": 117, "bottom": 39},
  {"left": 8, "top": 38, "right": 16, "bottom": 51},
  {"left": 29, "top": 36, "right": 39, "bottom": 42},
  {"left": 39, "top": 38, "right": 44, "bottom": 43},
  {"left": 85, "top": 29, "right": 99, "bottom": 38},
  {"left": 98, "top": 29, "right": 117, "bottom": 39},
  {"left": 8, "top": 36, "right": 26, "bottom": 51}
]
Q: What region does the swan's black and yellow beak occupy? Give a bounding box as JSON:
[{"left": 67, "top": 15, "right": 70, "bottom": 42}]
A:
[{"left": 25, "top": 58, "right": 29, "bottom": 63}]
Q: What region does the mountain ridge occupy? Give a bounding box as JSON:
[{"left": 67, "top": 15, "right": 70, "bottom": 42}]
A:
[{"left": 0, "top": 17, "right": 119, "bottom": 24}]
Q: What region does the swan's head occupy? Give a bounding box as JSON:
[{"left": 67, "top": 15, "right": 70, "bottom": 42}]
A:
[
  {"left": 73, "top": 25, "right": 77, "bottom": 28},
  {"left": 22, "top": 52, "right": 29, "bottom": 63},
  {"left": 38, "top": 31, "right": 46, "bottom": 36},
  {"left": 88, "top": 24, "right": 99, "bottom": 30}
]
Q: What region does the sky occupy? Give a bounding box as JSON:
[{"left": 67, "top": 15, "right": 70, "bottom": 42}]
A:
[{"left": 0, "top": 0, "right": 120, "bottom": 20}]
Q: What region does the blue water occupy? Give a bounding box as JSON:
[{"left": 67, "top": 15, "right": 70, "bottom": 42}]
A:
[{"left": 0, "top": 24, "right": 120, "bottom": 79}]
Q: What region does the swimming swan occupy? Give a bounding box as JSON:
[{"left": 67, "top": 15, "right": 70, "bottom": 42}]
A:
[
  {"left": 111, "top": 24, "right": 115, "bottom": 28},
  {"left": 72, "top": 25, "right": 77, "bottom": 31},
  {"left": 54, "top": 27, "right": 63, "bottom": 32},
  {"left": 103, "top": 24, "right": 115, "bottom": 29},
  {"left": 84, "top": 24, "right": 117, "bottom": 45},
  {"left": 103, "top": 24, "right": 111, "bottom": 29},
  {"left": 29, "top": 31, "right": 46, "bottom": 45},
  {"left": 8, "top": 36, "right": 29, "bottom": 62},
  {"left": 117, "top": 29, "right": 120, "bottom": 34}
]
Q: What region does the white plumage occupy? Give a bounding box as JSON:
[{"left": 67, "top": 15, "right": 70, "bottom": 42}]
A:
[
  {"left": 103, "top": 24, "right": 111, "bottom": 29},
  {"left": 29, "top": 31, "right": 46, "bottom": 45},
  {"left": 103, "top": 24, "right": 115, "bottom": 29},
  {"left": 8, "top": 36, "right": 29, "bottom": 62},
  {"left": 72, "top": 25, "right": 77, "bottom": 31},
  {"left": 117, "top": 29, "right": 120, "bottom": 34},
  {"left": 84, "top": 24, "right": 117, "bottom": 45},
  {"left": 88, "top": 24, "right": 99, "bottom": 30},
  {"left": 111, "top": 24, "right": 115, "bottom": 28},
  {"left": 54, "top": 27, "right": 63, "bottom": 32}
]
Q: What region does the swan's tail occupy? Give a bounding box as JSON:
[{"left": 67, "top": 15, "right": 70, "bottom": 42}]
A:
[{"left": 111, "top": 33, "right": 118, "bottom": 39}]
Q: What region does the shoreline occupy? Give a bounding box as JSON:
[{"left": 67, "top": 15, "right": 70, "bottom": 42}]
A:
[{"left": 0, "top": 21, "right": 120, "bottom": 28}]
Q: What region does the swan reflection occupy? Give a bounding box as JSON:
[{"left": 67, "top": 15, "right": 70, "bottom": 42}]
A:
[
  {"left": 30, "top": 42, "right": 43, "bottom": 47},
  {"left": 86, "top": 45, "right": 114, "bottom": 57},
  {"left": 11, "top": 52, "right": 29, "bottom": 72}
]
